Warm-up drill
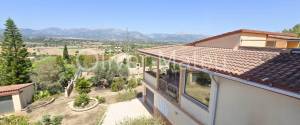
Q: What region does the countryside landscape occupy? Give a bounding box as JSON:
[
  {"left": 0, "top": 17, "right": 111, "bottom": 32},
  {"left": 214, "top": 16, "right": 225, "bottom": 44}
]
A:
[{"left": 0, "top": 1, "right": 300, "bottom": 125}]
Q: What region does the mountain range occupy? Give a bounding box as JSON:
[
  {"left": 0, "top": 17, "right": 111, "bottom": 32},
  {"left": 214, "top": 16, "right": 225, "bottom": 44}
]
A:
[{"left": 0, "top": 28, "right": 206, "bottom": 42}]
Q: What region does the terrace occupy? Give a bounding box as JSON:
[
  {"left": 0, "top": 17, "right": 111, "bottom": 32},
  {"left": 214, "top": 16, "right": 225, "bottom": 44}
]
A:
[{"left": 143, "top": 57, "right": 180, "bottom": 102}]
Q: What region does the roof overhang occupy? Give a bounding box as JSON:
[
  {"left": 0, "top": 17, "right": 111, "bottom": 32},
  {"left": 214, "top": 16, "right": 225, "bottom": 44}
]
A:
[{"left": 138, "top": 46, "right": 300, "bottom": 100}]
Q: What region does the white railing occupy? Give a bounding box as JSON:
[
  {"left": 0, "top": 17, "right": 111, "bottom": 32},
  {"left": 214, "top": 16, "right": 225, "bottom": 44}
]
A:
[{"left": 65, "top": 70, "right": 82, "bottom": 97}]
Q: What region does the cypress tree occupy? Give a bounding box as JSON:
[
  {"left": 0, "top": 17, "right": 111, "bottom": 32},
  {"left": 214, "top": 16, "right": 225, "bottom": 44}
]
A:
[
  {"left": 63, "top": 44, "right": 70, "bottom": 63},
  {"left": 0, "top": 18, "right": 32, "bottom": 85}
]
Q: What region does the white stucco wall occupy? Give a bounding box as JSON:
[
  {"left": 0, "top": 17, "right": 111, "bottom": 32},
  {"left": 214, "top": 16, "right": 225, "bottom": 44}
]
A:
[
  {"left": 144, "top": 84, "right": 201, "bottom": 125},
  {"left": 194, "top": 33, "right": 241, "bottom": 49},
  {"left": 180, "top": 96, "right": 209, "bottom": 125},
  {"left": 144, "top": 72, "right": 157, "bottom": 88},
  {"left": 19, "top": 84, "right": 34, "bottom": 108},
  {"left": 12, "top": 94, "right": 22, "bottom": 111},
  {"left": 154, "top": 92, "right": 200, "bottom": 125},
  {"left": 240, "top": 33, "right": 267, "bottom": 47},
  {"left": 215, "top": 76, "right": 300, "bottom": 125}
]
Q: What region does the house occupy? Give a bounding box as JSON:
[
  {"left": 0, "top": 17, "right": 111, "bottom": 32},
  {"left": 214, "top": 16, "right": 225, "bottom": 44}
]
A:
[
  {"left": 0, "top": 83, "right": 34, "bottom": 114},
  {"left": 188, "top": 29, "right": 300, "bottom": 49},
  {"left": 138, "top": 44, "right": 300, "bottom": 125}
]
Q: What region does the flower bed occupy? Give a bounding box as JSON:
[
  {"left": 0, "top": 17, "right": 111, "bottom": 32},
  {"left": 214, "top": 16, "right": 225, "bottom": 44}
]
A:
[{"left": 68, "top": 97, "right": 99, "bottom": 112}]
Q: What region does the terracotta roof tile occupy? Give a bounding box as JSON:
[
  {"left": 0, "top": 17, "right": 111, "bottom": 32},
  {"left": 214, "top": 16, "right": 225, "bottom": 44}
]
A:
[
  {"left": 138, "top": 45, "right": 300, "bottom": 94},
  {"left": 0, "top": 83, "right": 33, "bottom": 96}
]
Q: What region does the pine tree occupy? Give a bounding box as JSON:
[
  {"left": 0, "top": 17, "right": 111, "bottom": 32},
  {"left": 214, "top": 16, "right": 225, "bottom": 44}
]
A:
[
  {"left": 63, "top": 44, "right": 70, "bottom": 63},
  {"left": 0, "top": 18, "right": 32, "bottom": 85}
]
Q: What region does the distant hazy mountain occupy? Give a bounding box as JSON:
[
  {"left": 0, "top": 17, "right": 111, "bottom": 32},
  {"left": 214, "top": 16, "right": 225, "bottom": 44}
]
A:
[{"left": 0, "top": 28, "right": 206, "bottom": 42}]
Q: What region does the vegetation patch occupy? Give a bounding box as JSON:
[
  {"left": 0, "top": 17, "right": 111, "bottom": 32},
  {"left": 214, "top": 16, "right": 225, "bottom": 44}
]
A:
[
  {"left": 95, "top": 96, "right": 106, "bottom": 104},
  {"left": 117, "top": 117, "right": 165, "bottom": 125},
  {"left": 116, "top": 90, "right": 138, "bottom": 102},
  {"left": 74, "top": 93, "right": 90, "bottom": 107},
  {"left": 0, "top": 115, "right": 30, "bottom": 125},
  {"left": 0, "top": 115, "right": 63, "bottom": 125},
  {"left": 34, "top": 115, "right": 63, "bottom": 125}
]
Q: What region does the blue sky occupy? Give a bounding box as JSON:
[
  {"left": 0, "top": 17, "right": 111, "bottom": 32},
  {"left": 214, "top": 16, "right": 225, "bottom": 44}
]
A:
[{"left": 0, "top": 0, "right": 299, "bottom": 35}]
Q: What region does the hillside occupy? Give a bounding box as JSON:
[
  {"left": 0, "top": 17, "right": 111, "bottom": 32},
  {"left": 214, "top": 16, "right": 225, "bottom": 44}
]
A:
[{"left": 0, "top": 28, "right": 206, "bottom": 43}]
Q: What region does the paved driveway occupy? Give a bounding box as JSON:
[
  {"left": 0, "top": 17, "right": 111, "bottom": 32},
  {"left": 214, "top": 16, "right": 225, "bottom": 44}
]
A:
[{"left": 102, "top": 98, "right": 152, "bottom": 125}]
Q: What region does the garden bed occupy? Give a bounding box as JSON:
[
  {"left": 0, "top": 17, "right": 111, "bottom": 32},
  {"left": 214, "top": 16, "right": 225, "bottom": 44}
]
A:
[
  {"left": 69, "top": 97, "right": 99, "bottom": 112},
  {"left": 22, "top": 98, "right": 55, "bottom": 112}
]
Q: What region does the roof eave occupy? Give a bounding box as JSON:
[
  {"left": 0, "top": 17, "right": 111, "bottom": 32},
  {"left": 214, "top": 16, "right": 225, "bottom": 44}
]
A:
[{"left": 138, "top": 50, "right": 300, "bottom": 100}]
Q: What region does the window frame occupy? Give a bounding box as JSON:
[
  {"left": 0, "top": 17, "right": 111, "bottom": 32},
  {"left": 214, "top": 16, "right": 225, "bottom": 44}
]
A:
[{"left": 183, "top": 69, "right": 212, "bottom": 111}]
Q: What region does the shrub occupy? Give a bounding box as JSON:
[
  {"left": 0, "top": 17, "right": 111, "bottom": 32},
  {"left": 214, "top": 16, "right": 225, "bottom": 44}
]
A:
[
  {"left": 74, "top": 93, "right": 90, "bottom": 107},
  {"left": 47, "top": 83, "right": 63, "bottom": 95},
  {"left": 75, "top": 78, "right": 92, "bottom": 94},
  {"left": 0, "top": 115, "right": 30, "bottom": 125},
  {"left": 36, "top": 115, "right": 63, "bottom": 125},
  {"left": 127, "top": 78, "right": 140, "bottom": 89},
  {"left": 117, "top": 117, "right": 165, "bottom": 125},
  {"left": 111, "top": 77, "right": 126, "bottom": 92},
  {"left": 116, "top": 90, "right": 137, "bottom": 102},
  {"left": 95, "top": 96, "right": 106, "bottom": 103},
  {"left": 52, "top": 115, "right": 64, "bottom": 125},
  {"left": 42, "top": 115, "right": 51, "bottom": 125},
  {"left": 34, "top": 90, "right": 51, "bottom": 101}
]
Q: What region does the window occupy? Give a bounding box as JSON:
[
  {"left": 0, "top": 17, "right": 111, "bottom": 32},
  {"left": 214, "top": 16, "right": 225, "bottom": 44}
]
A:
[
  {"left": 184, "top": 70, "right": 211, "bottom": 108},
  {"left": 266, "top": 41, "right": 276, "bottom": 48}
]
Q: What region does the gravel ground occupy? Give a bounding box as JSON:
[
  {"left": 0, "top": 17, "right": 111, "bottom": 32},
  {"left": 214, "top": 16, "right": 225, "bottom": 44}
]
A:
[{"left": 102, "top": 98, "right": 152, "bottom": 125}]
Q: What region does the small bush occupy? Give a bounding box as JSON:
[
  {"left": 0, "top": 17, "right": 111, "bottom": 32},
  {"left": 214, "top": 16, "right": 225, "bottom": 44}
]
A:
[
  {"left": 116, "top": 90, "right": 137, "bottom": 102},
  {"left": 74, "top": 93, "right": 90, "bottom": 107},
  {"left": 75, "top": 78, "right": 92, "bottom": 94},
  {"left": 42, "top": 115, "right": 51, "bottom": 125},
  {"left": 34, "top": 90, "right": 51, "bottom": 101},
  {"left": 52, "top": 115, "right": 64, "bottom": 125},
  {"left": 36, "top": 115, "right": 63, "bottom": 125},
  {"left": 95, "top": 96, "right": 106, "bottom": 103},
  {"left": 117, "top": 117, "right": 165, "bottom": 125},
  {"left": 111, "top": 77, "right": 126, "bottom": 92},
  {"left": 0, "top": 115, "right": 30, "bottom": 125},
  {"left": 127, "top": 78, "right": 138, "bottom": 89},
  {"left": 47, "top": 83, "right": 63, "bottom": 95}
]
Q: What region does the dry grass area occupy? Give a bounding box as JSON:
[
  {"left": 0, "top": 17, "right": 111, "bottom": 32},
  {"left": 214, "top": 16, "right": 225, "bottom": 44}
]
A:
[
  {"left": 12, "top": 86, "right": 144, "bottom": 125},
  {"left": 185, "top": 83, "right": 210, "bottom": 106},
  {"left": 24, "top": 94, "right": 106, "bottom": 125},
  {"left": 27, "top": 47, "right": 104, "bottom": 56}
]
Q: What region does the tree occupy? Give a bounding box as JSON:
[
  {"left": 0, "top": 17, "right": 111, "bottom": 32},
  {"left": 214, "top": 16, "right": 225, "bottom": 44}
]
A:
[
  {"left": 31, "top": 57, "right": 60, "bottom": 89},
  {"left": 56, "top": 56, "right": 75, "bottom": 88},
  {"left": 111, "top": 77, "right": 126, "bottom": 92},
  {"left": 63, "top": 44, "right": 70, "bottom": 63},
  {"left": 75, "top": 78, "right": 91, "bottom": 94},
  {"left": 119, "top": 64, "right": 129, "bottom": 77},
  {"left": 283, "top": 24, "right": 300, "bottom": 37},
  {"left": 0, "top": 18, "right": 32, "bottom": 85}
]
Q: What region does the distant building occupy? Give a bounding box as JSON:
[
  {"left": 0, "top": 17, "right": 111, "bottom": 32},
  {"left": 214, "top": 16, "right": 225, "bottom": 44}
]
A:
[
  {"left": 189, "top": 29, "right": 300, "bottom": 49},
  {"left": 0, "top": 83, "right": 34, "bottom": 114}
]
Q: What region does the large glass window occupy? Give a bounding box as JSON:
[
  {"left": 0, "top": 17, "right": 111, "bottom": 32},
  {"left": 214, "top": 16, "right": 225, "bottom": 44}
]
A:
[{"left": 184, "top": 70, "right": 211, "bottom": 108}]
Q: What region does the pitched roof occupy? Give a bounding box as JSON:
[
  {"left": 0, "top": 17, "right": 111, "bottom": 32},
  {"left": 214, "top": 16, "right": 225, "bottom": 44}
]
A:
[
  {"left": 0, "top": 83, "right": 33, "bottom": 96},
  {"left": 138, "top": 45, "right": 300, "bottom": 97},
  {"left": 188, "top": 29, "right": 298, "bottom": 45}
]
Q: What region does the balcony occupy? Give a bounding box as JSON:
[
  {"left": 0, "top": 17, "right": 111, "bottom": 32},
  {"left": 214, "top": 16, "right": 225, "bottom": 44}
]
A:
[
  {"left": 158, "top": 71, "right": 180, "bottom": 102},
  {"left": 144, "top": 71, "right": 157, "bottom": 88}
]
